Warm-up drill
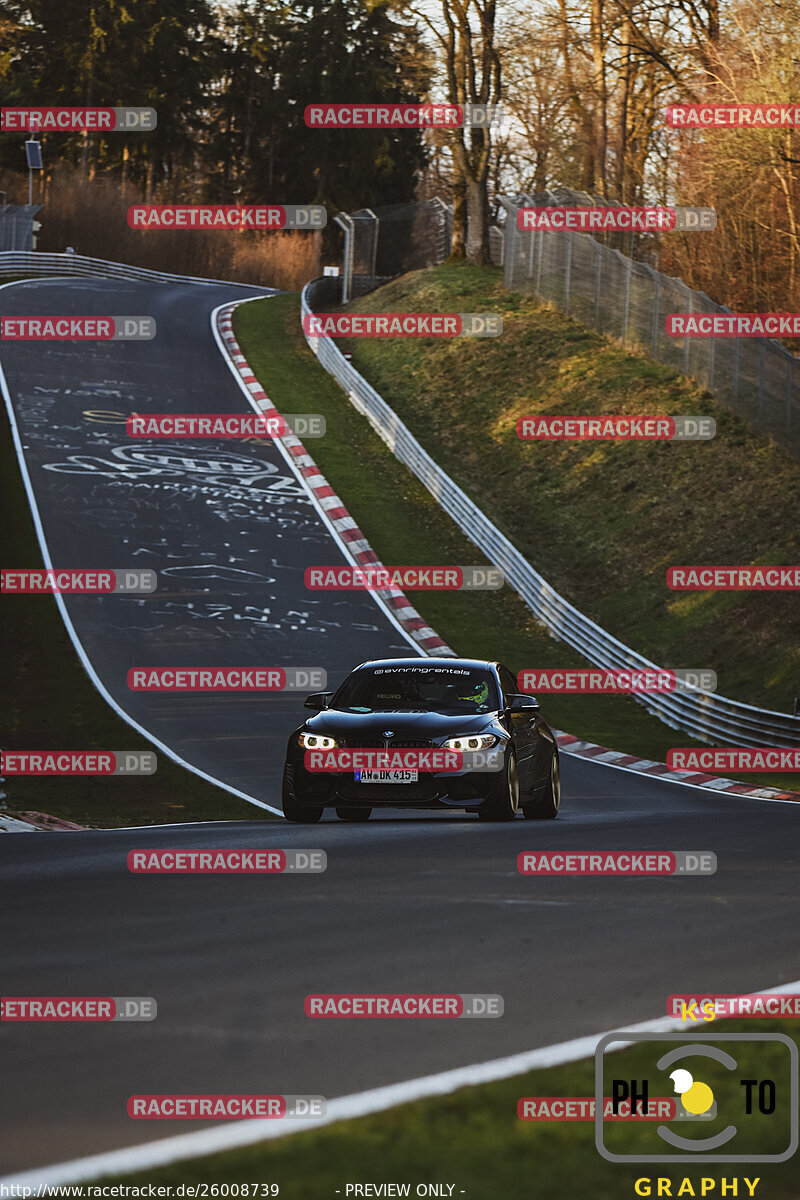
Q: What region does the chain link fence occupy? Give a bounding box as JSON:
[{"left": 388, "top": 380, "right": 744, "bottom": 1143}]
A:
[
  {"left": 499, "top": 188, "right": 800, "bottom": 460},
  {"left": 336, "top": 198, "right": 502, "bottom": 302},
  {"left": 0, "top": 205, "right": 42, "bottom": 251}
]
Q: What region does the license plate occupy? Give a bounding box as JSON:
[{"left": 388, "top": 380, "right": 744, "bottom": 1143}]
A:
[{"left": 354, "top": 769, "right": 418, "bottom": 783}]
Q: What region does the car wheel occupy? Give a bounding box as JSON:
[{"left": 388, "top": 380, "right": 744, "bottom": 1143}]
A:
[
  {"left": 281, "top": 766, "right": 323, "bottom": 824},
  {"left": 335, "top": 807, "right": 372, "bottom": 821},
  {"left": 478, "top": 747, "right": 519, "bottom": 821},
  {"left": 522, "top": 750, "right": 561, "bottom": 820}
]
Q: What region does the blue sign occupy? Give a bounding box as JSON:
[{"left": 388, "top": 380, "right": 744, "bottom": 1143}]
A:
[{"left": 25, "top": 141, "right": 43, "bottom": 169}]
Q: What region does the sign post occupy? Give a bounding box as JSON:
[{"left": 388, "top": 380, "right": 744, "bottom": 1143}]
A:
[{"left": 25, "top": 139, "right": 43, "bottom": 207}]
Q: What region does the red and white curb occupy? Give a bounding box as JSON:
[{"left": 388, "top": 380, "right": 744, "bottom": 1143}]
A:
[
  {"left": 554, "top": 730, "right": 800, "bottom": 802},
  {"left": 0, "top": 813, "right": 42, "bottom": 833},
  {"left": 216, "top": 305, "right": 453, "bottom": 656}
]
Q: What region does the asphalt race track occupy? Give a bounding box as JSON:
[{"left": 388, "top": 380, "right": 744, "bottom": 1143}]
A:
[
  {"left": 2, "top": 765, "right": 800, "bottom": 1173},
  {"left": 2, "top": 278, "right": 799, "bottom": 1176},
  {"left": 0, "top": 277, "right": 416, "bottom": 804}
]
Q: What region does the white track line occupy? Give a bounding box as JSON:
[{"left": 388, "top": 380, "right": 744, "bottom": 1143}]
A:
[
  {"left": 0, "top": 279, "right": 281, "bottom": 817},
  {"left": 5, "top": 978, "right": 800, "bottom": 1185}
]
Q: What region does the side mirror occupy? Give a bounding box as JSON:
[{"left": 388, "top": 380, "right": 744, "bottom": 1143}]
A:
[
  {"left": 507, "top": 693, "right": 539, "bottom": 712},
  {"left": 304, "top": 691, "right": 333, "bottom": 711}
]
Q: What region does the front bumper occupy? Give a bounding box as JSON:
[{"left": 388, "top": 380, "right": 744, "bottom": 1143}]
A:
[{"left": 285, "top": 758, "right": 500, "bottom": 809}]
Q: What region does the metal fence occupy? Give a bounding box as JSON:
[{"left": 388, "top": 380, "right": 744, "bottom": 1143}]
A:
[
  {"left": 302, "top": 275, "right": 800, "bottom": 748},
  {"left": 0, "top": 205, "right": 42, "bottom": 251},
  {"left": 500, "top": 189, "right": 800, "bottom": 461},
  {"left": 334, "top": 208, "right": 382, "bottom": 303},
  {"left": 336, "top": 198, "right": 502, "bottom": 303}
]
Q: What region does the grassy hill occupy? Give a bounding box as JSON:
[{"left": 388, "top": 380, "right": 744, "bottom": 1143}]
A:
[{"left": 338, "top": 263, "right": 800, "bottom": 714}]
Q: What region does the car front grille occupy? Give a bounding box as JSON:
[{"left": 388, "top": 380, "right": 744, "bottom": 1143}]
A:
[
  {"left": 334, "top": 738, "right": 439, "bottom": 800},
  {"left": 340, "top": 737, "right": 434, "bottom": 749}
]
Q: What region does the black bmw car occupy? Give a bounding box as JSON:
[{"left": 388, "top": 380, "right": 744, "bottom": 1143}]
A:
[{"left": 281, "top": 656, "right": 561, "bottom": 823}]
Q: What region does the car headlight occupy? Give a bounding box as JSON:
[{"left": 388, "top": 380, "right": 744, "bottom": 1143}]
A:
[
  {"left": 298, "top": 731, "right": 338, "bottom": 749},
  {"left": 441, "top": 734, "right": 498, "bottom": 751}
]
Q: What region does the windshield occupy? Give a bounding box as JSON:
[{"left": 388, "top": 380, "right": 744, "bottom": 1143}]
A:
[{"left": 333, "top": 665, "right": 499, "bottom": 714}]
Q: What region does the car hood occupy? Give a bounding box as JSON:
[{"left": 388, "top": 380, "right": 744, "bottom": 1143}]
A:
[{"left": 304, "top": 708, "right": 500, "bottom": 740}]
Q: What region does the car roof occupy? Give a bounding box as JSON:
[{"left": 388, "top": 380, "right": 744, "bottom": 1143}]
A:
[{"left": 352, "top": 657, "right": 499, "bottom": 671}]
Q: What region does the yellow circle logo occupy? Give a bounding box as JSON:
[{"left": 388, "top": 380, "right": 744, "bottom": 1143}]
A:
[{"left": 670, "top": 1068, "right": 715, "bottom": 1114}]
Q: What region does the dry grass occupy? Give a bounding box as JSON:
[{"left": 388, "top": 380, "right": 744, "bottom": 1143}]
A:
[{"left": 17, "top": 167, "right": 321, "bottom": 289}]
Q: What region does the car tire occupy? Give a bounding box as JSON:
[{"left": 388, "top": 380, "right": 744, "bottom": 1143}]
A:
[
  {"left": 478, "top": 747, "right": 519, "bottom": 821},
  {"left": 281, "top": 766, "right": 323, "bottom": 824},
  {"left": 335, "top": 807, "right": 372, "bottom": 821},
  {"left": 522, "top": 750, "right": 561, "bottom": 820}
]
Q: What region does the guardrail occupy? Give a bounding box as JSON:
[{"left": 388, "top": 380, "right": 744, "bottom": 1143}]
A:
[
  {"left": 301, "top": 276, "right": 800, "bottom": 748},
  {"left": 0, "top": 250, "right": 253, "bottom": 287}
]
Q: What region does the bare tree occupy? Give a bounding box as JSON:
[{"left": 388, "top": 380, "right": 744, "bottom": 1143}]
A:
[{"left": 400, "top": 0, "right": 501, "bottom": 262}]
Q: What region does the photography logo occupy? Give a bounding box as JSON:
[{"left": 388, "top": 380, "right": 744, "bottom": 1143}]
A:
[
  {"left": 670, "top": 1066, "right": 716, "bottom": 1117},
  {"left": 595, "top": 1032, "right": 798, "bottom": 1162}
]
